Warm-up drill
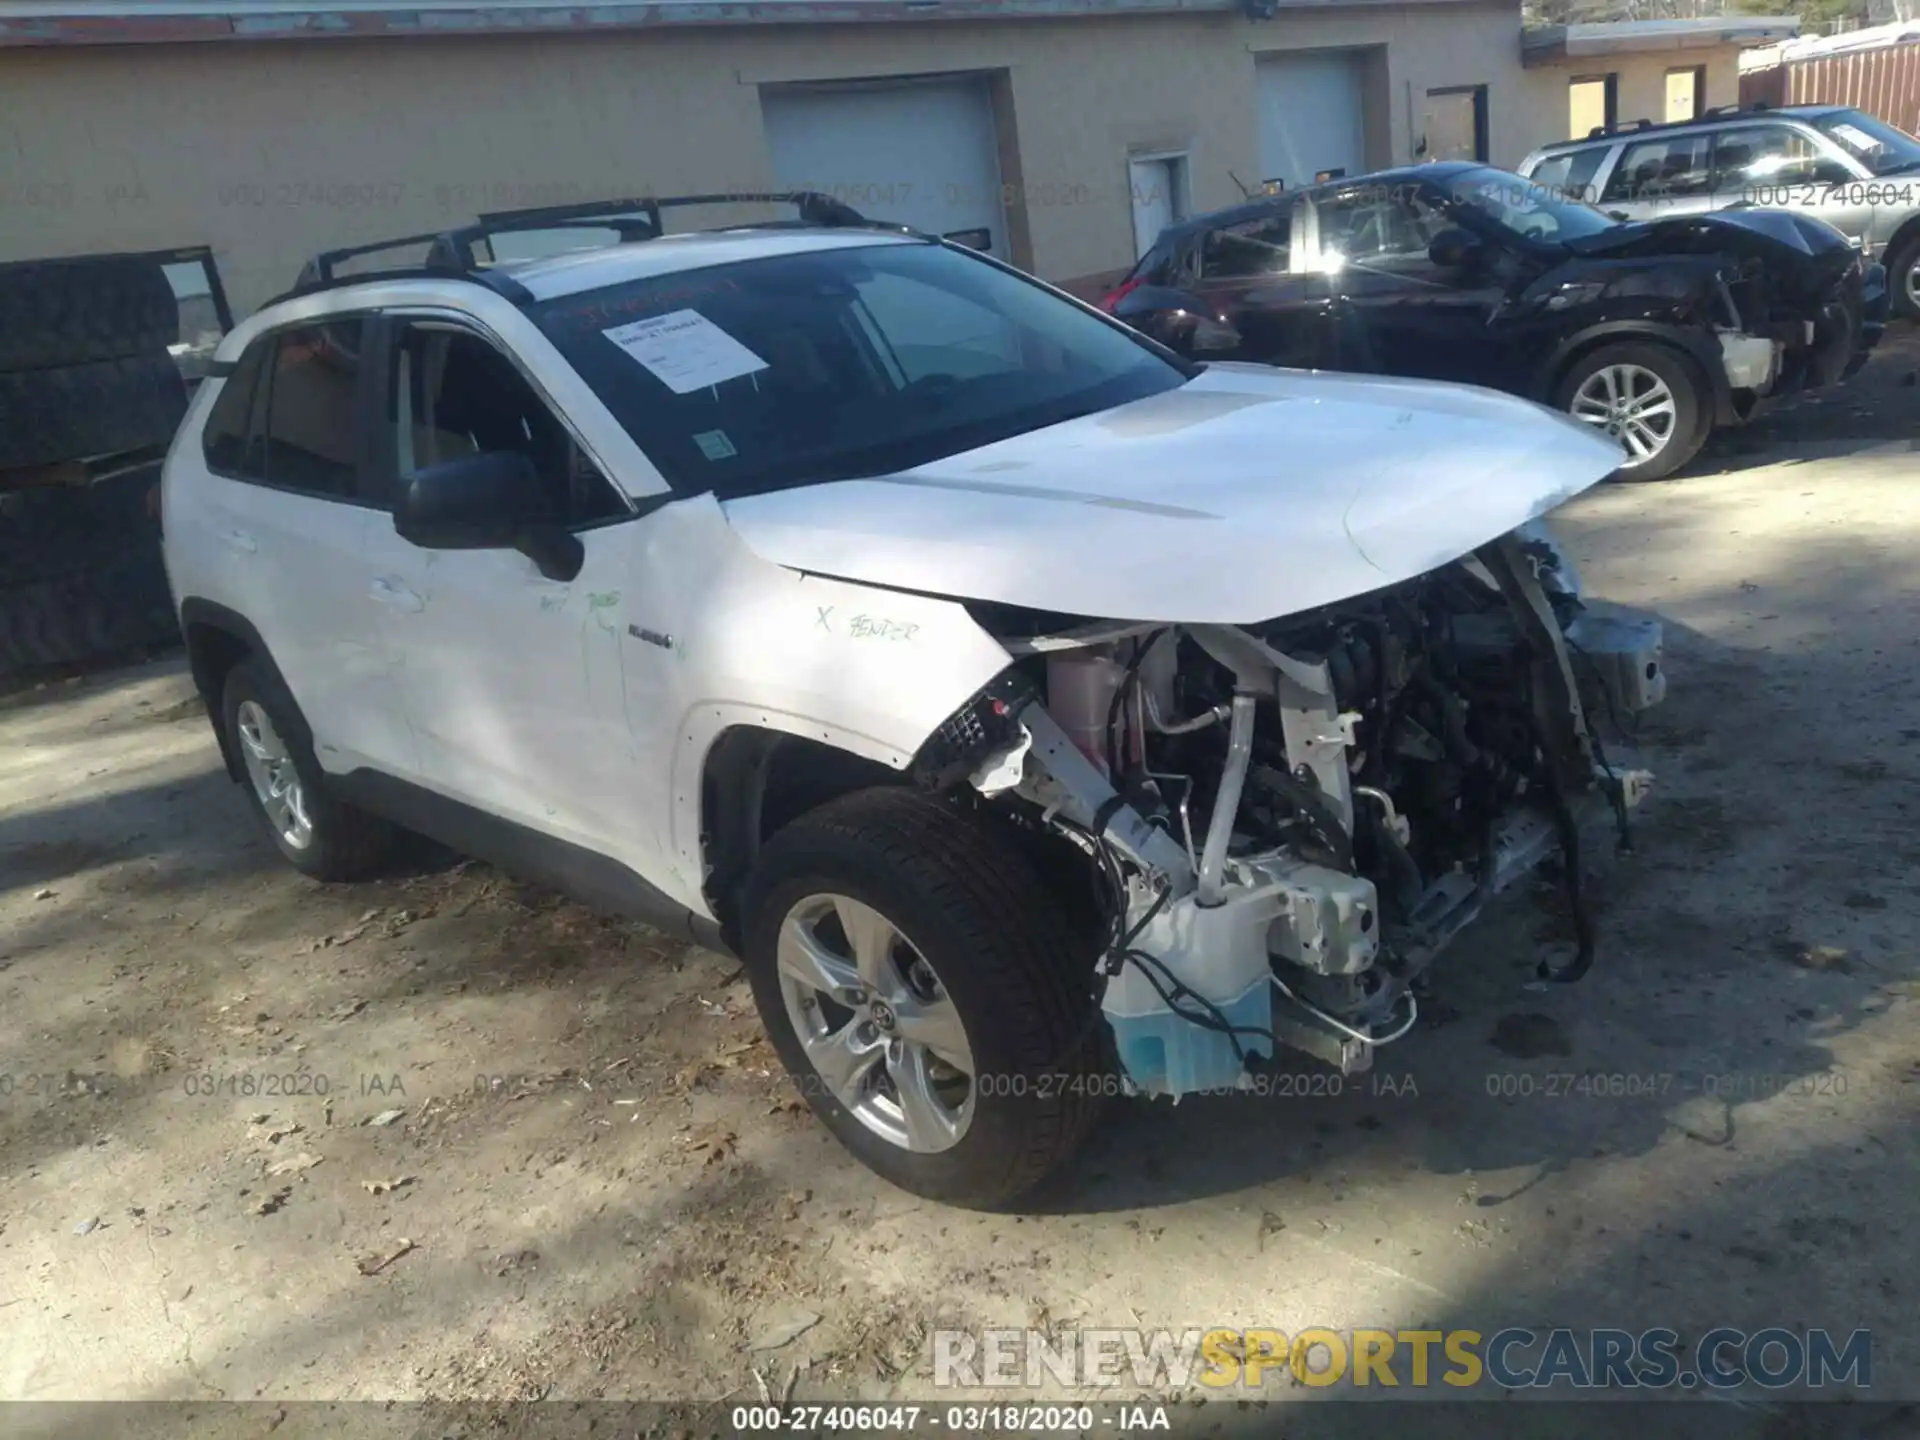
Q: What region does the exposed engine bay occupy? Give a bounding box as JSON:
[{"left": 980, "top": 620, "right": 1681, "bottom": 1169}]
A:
[{"left": 927, "top": 529, "right": 1665, "bottom": 1095}]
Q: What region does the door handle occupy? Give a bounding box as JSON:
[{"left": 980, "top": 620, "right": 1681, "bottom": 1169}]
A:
[
  {"left": 369, "top": 578, "right": 424, "bottom": 613},
  {"left": 221, "top": 528, "right": 257, "bottom": 555}
]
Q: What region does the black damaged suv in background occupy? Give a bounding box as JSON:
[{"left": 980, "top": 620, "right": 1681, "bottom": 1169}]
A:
[{"left": 1106, "top": 162, "right": 1887, "bottom": 480}]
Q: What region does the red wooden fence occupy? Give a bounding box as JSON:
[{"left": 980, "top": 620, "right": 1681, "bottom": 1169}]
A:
[{"left": 1742, "top": 42, "right": 1920, "bottom": 135}]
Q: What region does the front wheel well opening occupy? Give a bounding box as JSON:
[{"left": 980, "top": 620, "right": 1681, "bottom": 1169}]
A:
[
  {"left": 1880, "top": 217, "right": 1920, "bottom": 312},
  {"left": 1883, "top": 214, "right": 1920, "bottom": 266},
  {"left": 698, "top": 728, "right": 901, "bottom": 950},
  {"left": 1551, "top": 332, "right": 1704, "bottom": 397}
]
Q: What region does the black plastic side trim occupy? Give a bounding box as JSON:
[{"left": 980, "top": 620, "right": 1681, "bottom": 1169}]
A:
[
  {"left": 176, "top": 596, "right": 283, "bottom": 783},
  {"left": 330, "top": 769, "right": 729, "bottom": 953}
]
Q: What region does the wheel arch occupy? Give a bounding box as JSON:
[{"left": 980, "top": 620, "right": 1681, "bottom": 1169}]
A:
[
  {"left": 1539, "top": 322, "right": 1731, "bottom": 439},
  {"left": 178, "top": 597, "right": 284, "bottom": 783},
  {"left": 1879, "top": 214, "right": 1920, "bottom": 309},
  {"left": 1536, "top": 321, "right": 1721, "bottom": 406},
  {"left": 1881, "top": 211, "right": 1920, "bottom": 262},
  {"left": 697, "top": 723, "right": 903, "bottom": 953}
]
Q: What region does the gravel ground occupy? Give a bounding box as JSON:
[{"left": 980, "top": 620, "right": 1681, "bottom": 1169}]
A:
[{"left": 2, "top": 336, "right": 1917, "bottom": 1438}]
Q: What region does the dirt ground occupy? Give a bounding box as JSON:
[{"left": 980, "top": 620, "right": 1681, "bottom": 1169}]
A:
[{"left": 3, "top": 334, "right": 1919, "bottom": 1433}]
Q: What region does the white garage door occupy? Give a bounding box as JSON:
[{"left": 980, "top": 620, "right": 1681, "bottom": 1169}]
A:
[
  {"left": 761, "top": 80, "right": 1009, "bottom": 260},
  {"left": 1257, "top": 51, "right": 1368, "bottom": 192}
]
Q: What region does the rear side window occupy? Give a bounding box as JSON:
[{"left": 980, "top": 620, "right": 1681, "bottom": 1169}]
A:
[
  {"left": 1602, "top": 133, "right": 1714, "bottom": 202},
  {"left": 1199, "top": 212, "right": 1293, "bottom": 279},
  {"left": 202, "top": 321, "right": 366, "bottom": 499},
  {"left": 1526, "top": 147, "right": 1609, "bottom": 205},
  {"left": 1711, "top": 125, "right": 1843, "bottom": 189},
  {"left": 1314, "top": 186, "right": 1453, "bottom": 265}
]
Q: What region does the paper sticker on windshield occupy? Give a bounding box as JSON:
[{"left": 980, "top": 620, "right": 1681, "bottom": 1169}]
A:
[
  {"left": 693, "top": 429, "right": 737, "bottom": 461},
  {"left": 601, "top": 310, "right": 768, "bottom": 394},
  {"left": 1830, "top": 123, "right": 1878, "bottom": 153}
]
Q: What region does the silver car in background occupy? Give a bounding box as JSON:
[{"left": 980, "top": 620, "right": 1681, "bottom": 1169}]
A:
[{"left": 1519, "top": 104, "right": 1920, "bottom": 315}]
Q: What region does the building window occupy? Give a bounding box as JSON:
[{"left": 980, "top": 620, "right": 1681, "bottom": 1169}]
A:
[
  {"left": 1128, "top": 151, "right": 1190, "bottom": 260},
  {"left": 1424, "top": 85, "right": 1489, "bottom": 163},
  {"left": 1666, "top": 65, "right": 1707, "bottom": 123},
  {"left": 1569, "top": 74, "right": 1618, "bottom": 139}
]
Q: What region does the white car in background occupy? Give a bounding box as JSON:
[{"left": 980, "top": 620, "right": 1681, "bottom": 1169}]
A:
[{"left": 161, "top": 196, "right": 1665, "bottom": 1207}]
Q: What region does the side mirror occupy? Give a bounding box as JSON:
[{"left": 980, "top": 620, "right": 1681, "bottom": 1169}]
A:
[
  {"left": 394, "top": 451, "right": 583, "bottom": 582},
  {"left": 1606, "top": 210, "right": 1631, "bottom": 222},
  {"left": 1427, "top": 227, "right": 1484, "bottom": 269}
]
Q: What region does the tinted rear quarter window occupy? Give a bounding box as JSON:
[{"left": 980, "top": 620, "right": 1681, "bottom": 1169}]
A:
[
  {"left": 1528, "top": 147, "right": 1609, "bottom": 205},
  {"left": 1128, "top": 234, "right": 1187, "bottom": 288},
  {"left": 201, "top": 342, "right": 267, "bottom": 474}
]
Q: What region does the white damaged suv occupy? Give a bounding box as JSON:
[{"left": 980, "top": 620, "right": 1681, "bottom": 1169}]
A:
[{"left": 162, "top": 199, "right": 1666, "bottom": 1206}]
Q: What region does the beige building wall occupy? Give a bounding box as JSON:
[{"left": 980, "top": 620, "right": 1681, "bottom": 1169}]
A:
[
  {"left": 0, "top": 4, "right": 1527, "bottom": 312},
  {"left": 1516, "top": 46, "right": 1745, "bottom": 151}
]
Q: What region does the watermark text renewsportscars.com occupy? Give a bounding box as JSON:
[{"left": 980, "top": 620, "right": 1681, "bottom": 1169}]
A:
[{"left": 934, "top": 1326, "right": 1872, "bottom": 1391}]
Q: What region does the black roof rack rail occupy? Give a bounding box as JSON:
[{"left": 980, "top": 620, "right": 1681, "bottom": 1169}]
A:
[
  {"left": 285, "top": 190, "right": 892, "bottom": 300},
  {"left": 1566, "top": 99, "right": 1780, "bottom": 148}
]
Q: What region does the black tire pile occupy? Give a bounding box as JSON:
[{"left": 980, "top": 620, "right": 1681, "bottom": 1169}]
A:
[{"left": 1, "top": 255, "right": 190, "bottom": 678}]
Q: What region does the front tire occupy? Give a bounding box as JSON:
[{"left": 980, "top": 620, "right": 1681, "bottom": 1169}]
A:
[
  {"left": 220, "top": 658, "right": 393, "bottom": 880},
  {"left": 742, "top": 788, "right": 1107, "bottom": 1209},
  {"left": 1555, "top": 342, "right": 1708, "bottom": 482}
]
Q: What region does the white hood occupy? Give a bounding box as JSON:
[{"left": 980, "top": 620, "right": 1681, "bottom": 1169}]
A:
[{"left": 720, "top": 364, "right": 1623, "bottom": 624}]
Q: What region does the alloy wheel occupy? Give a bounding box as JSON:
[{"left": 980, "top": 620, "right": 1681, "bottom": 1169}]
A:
[
  {"left": 1569, "top": 362, "right": 1677, "bottom": 465},
  {"left": 776, "top": 892, "right": 976, "bottom": 1153},
  {"left": 236, "top": 699, "right": 313, "bottom": 851}
]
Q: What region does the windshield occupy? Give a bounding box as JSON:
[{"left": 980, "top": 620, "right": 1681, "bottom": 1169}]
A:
[
  {"left": 531, "top": 241, "right": 1186, "bottom": 498},
  {"left": 1811, "top": 109, "right": 1920, "bottom": 175},
  {"left": 1443, "top": 167, "right": 1619, "bottom": 244}
]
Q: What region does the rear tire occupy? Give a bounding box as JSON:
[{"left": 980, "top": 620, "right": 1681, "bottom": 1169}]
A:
[
  {"left": 742, "top": 788, "right": 1107, "bottom": 1209},
  {"left": 1554, "top": 341, "right": 1707, "bottom": 482},
  {"left": 220, "top": 658, "right": 394, "bottom": 881}
]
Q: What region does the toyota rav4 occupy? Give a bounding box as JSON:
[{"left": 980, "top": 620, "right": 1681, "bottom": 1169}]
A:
[{"left": 161, "top": 196, "right": 1668, "bottom": 1207}]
